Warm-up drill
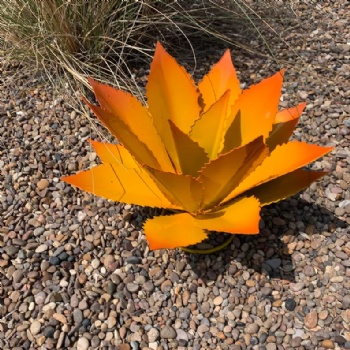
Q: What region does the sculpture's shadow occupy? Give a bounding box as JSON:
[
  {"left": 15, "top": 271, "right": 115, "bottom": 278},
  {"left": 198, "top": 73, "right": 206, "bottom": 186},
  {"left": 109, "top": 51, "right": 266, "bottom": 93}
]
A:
[{"left": 182, "top": 197, "right": 347, "bottom": 284}]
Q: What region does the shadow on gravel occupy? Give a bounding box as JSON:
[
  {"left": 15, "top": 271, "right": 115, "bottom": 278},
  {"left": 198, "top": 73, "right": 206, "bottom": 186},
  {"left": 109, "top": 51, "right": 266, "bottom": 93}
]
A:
[{"left": 182, "top": 197, "right": 347, "bottom": 284}]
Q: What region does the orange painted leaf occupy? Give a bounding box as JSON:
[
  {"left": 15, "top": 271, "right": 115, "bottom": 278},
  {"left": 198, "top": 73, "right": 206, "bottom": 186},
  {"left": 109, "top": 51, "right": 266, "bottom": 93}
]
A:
[
  {"left": 198, "top": 136, "right": 267, "bottom": 210},
  {"left": 198, "top": 49, "right": 241, "bottom": 112},
  {"left": 144, "top": 196, "right": 261, "bottom": 250},
  {"left": 224, "top": 141, "right": 334, "bottom": 202},
  {"left": 275, "top": 102, "right": 306, "bottom": 123},
  {"left": 87, "top": 78, "right": 174, "bottom": 172},
  {"left": 144, "top": 213, "right": 208, "bottom": 250},
  {"left": 146, "top": 42, "right": 200, "bottom": 135},
  {"left": 190, "top": 90, "right": 231, "bottom": 159},
  {"left": 247, "top": 169, "right": 328, "bottom": 206},
  {"left": 194, "top": 196, "right": 260, "bottom": 234},
  {"left": 168, "top": 120, "right": 208, "bottom": 176},
  {"left": 84, "top": 99, "right": 161, "bottom": 170},
  {"left": 267, "top": 102, "right": 306, "bottom": 150},
  {"left": 62, "top": 164, "right": 180, "bottom": 209},
  {"left": 144, "top": 168, "right": 203, "bottom": 213},
  {"left": 222, "top": 70, "right": 285, "bottom": 152},
  {"left": 90, "top": 140, "right": 136, "bottom": 167}
]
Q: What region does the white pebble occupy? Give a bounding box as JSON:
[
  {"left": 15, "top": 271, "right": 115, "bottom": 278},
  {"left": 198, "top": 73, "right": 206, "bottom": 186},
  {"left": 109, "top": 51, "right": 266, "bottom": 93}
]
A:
[{"left": 77, "top": 337, "right": 90, "bottom": 350}]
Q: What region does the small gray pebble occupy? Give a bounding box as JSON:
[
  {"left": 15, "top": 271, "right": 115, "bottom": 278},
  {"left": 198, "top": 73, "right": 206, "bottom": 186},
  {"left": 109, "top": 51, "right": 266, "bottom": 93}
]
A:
[
  {"left": 343, "top": 295, "right": 350, "bottom": 309},
  {"left": 335, "top": 335, "right": 346, "bottom": 345},
  {"left": 43, "top": 326, "right": 55, "bottom": 338},
  {"left": 131, "top": 340, "right": 139, "bottom": 350},
  {"left": 265, "top": 258, "right": 281, "bottom": 269},
  {"left": 259, "top": 332, "right": 268, "bottom": 343},
  {"left": 160, "top": 325, "right": 176, "bottom": 339},
  {"left": 285, "top": 298, "right": 297, "bottom": 311},
  {"left": 49, "top": 256, "right": 60, "bottom": 265},
  {"left": 126, "top": 256, "right": 141, "bottom": 264}
]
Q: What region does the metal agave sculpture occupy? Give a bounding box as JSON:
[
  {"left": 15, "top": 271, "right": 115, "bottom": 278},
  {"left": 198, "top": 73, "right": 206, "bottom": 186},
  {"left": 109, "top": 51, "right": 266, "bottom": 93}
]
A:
[{"left": 62, "top": 42, "right": 333, "bottom": 251}]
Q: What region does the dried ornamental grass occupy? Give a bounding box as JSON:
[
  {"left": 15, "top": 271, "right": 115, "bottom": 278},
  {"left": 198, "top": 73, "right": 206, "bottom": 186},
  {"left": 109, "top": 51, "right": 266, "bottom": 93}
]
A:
[
  {"left": 62, "top": 42, "right": 333, "bottom": 251},
  {"left": 0, "top": 0, "right": 299, "bottom": 97}
]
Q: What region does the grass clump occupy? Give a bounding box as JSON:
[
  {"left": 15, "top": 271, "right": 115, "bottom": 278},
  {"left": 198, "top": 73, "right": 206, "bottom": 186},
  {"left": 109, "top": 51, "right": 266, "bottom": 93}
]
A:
[
  {"left": 0, "top": 0, "right": 297, "bottom": 96},
  {"left": 1, "top": 0, "right": 162, "bottom": 93}
]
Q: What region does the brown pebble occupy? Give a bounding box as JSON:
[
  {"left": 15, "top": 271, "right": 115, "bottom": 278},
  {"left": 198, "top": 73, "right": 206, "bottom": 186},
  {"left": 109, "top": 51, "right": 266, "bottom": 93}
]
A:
[
  {"left": 116, "top": 344, "right": 131, "bottom": 350},
  {"left": 245, "top": 323, "right": 259, "bottom": 334},
  {"left": 304, "top": 311, "right": 318, "bottom": 329},
  {"left": 272, "top": 299, "right": 282, "bottom": 307},
  {"left": 319, "top": 310, "right": 328, "bottom": 320},
  {"left": 35, "top": 244, "right": 48, "bottom": 253},
  {"left": 290, "top": 282, "right": 304, "bottom": 292},
  {"left": 246, "top": 279, "right": 255, "bottom": 287},
  {"left": 266, "top": 343, "right": 277, "bottom": 350},
  {"left": 12, "top": 270, "right": 24, "bottom": 283},
  {"left": 107, "top": 316, "right": 116, "bottom": 329},
  {"left": 0, "top": 260, "right": 8, "bottom": 267},
  {"left": 37, "top": 335, "right": 46, "bottom": 346},
  {"left": 27, "top": 271, "right": 39, "bottom": 279},
  {"left": 330, "top": 276, "right": 344, "bottom": 283},
  {"left": 103, "top": 255, "right": 115, "bottom": 270},
  {"left": 182, "top": 290, "right": 190, "bottom": 305},
  {"left": 10, "top": 290, "right": 20, "bottom": 302},
  {"left": 30, "top": 320, "right": 41, "bottom": 336},
  {"left": 213, "top": 296, "right": 223, "bottom": 306},
  {"left": 147, "top": 327, "right": 160, "bottom": 342},
  {"left": 143, "top": 280, "right": 154, "bottom": 292},
  {"left": 78, "top": 274, "right": 87, "bottom": 284},
  {"left": 272, "top": 217, "right": 286, "bottom": 226},
  {"left": 244, "top": 333, "right": 251, "bottom": 345},
  {"left": 321, "top": 339, "right": 335, "bottom": 349},
  {"left": 53, "top": 313, "right": 67, "bottom": 324},
  {"left": 303, "top": 265, "right": 316, "bottom": 277},
  {"left": 311, "top": 239, "right": 322, "bottom": 249},
  {"left": 119, "top": 326, "right": 127, "bottom": 339},
  {"left": 91, "top": 258, "right": 100, "bottom": 269},
  {"left": 266, "top": 335, "right": 276, "bottom": 343},
  {"left": 126, "top": 282, "right": 139, "bottom": 293},
  {"left": 161, "top": 280, "right": 172, "bottom": 292},
  {"left": 217, "top": 331, "right": 226, "bottom": 340},
  {"left": 34, "top": 291, "right": 46, "bottom": 305},
  {"left": 57, "top": 331, "right": 65, "bottom": 348},
  {"left": 160, "top": 325, "right": 176, "bottom": 339},
  {"left": 37, "top": 179, "right": 49, "bottom": 190},
  {"left": 17, "top": 323, "right": 30, "bottom": 332}
]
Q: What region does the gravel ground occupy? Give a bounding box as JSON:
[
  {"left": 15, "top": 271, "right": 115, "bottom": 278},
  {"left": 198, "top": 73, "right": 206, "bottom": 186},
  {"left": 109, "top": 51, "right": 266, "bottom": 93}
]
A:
[{"left": 1, "top": 1, "right": 350, "bottom": 350}]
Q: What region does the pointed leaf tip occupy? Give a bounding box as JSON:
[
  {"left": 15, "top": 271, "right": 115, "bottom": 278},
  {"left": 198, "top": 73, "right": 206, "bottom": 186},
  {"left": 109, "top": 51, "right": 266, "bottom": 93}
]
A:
[
  {"left": 198, "top": 50, "right": 241, "bottom": 112},
  {"left": 147, "top": 41, "right": 200, "bottom": 135},
  {"left": 62, "top": 163, "right": 180, "bottom": 209},
  {"left": 268, "top": 102, "right": 307, "bottom": 150},
  {"left": 223, "top": 69, "right": 285, "bottom": 151},
  {"left": 191, "top": 90, "right": 231, "bottom": 160},
  {"left": 248, "top": 169, "right": 328, "bottom": 206},
  {"left": 86, "top": 78, "right": 174, "bottom": 172},
  {"left": 224, "top": 141, "right": 334, "bottom": 202},
  {"left": 83, "top": 99, "right": 162, "bottom": 170}
]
